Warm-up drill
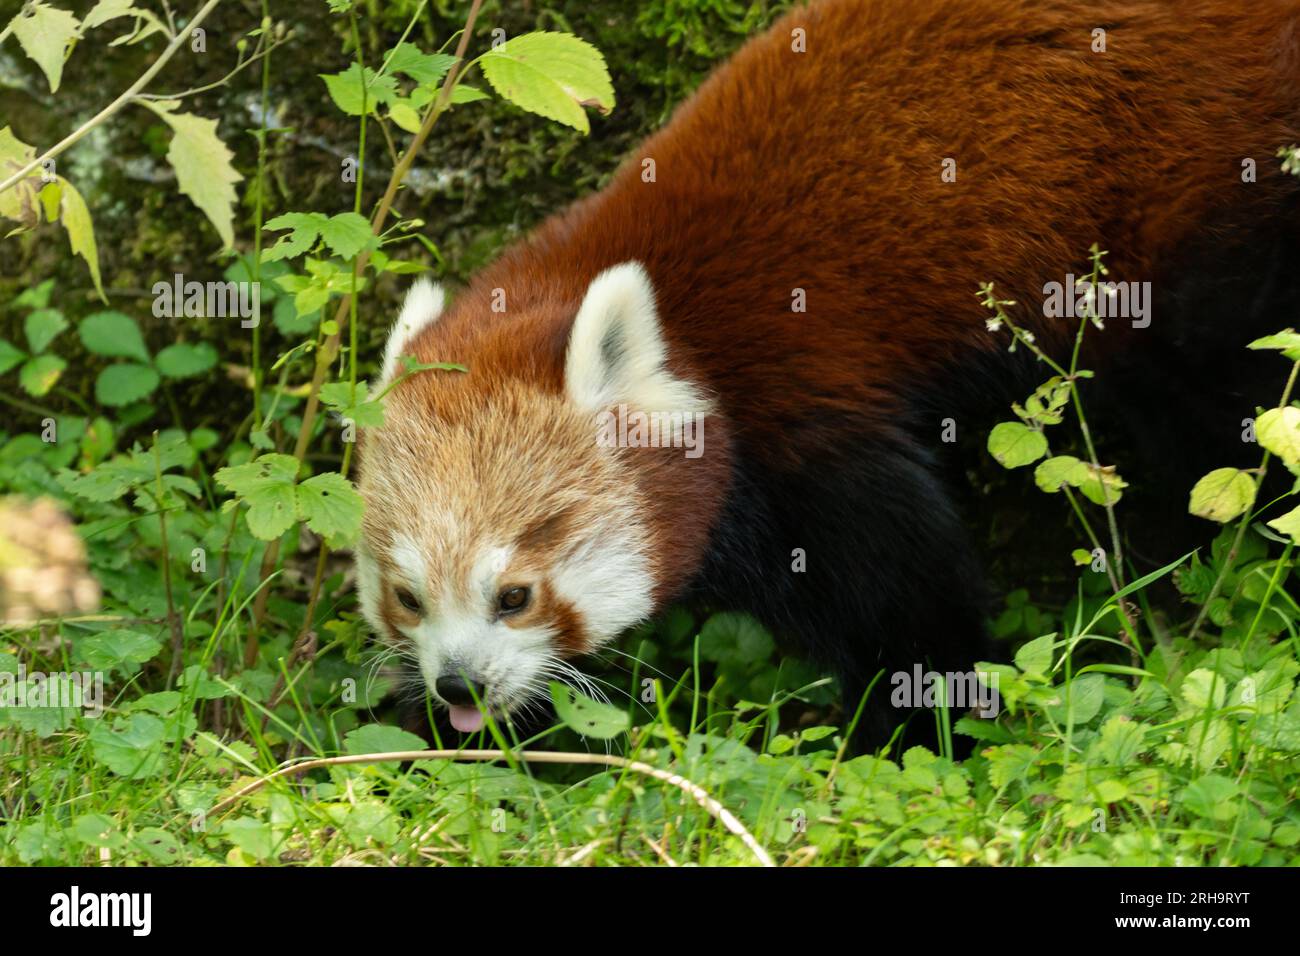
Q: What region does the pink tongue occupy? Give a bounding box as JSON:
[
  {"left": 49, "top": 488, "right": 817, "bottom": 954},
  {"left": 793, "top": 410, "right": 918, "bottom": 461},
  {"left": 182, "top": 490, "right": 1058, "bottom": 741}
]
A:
[{"left": 448, "top": 705, "right": 484, "bottom": 733}]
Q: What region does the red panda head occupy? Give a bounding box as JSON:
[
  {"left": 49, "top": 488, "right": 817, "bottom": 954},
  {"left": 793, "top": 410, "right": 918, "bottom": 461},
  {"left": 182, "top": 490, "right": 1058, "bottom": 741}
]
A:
[{"left": 355, "top": 262, "right": 713, "bottom": 732}]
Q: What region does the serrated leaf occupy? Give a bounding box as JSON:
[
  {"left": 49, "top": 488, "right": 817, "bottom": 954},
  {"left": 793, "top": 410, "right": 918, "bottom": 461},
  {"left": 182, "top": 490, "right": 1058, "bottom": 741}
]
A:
[
  {"left": 23, "top": 308, "right": 66, "bottom": 354},
  {"left": 9, "top": 2, "right": 80, "bottom": 93},
  {"left": 155, "top": 342, "right": 217, "bottom": 378},
  {"left": 55, "top": 177, "right": 107, "bottom": 302},
  {"left": 1256, "top": 406, "right": 1300, "bottom": 467},
  {"left": 95, "top": 362, "right": 159, "bottom": 406},
  {"left": 480, "top": 32, "right": 614, "bottom": 133},
  {"left": 320, "top": 63, "right": 397, "bottom": 116},
  {"left": 317, "top": 212, "right": 373, "bottom": 260},
  {"left": 296, "top": 471, "right": 363, "bottom": 546},
  {"left": 1247, "top": 329, "right": 1300, "bottom": 362},
  {"left": 215, "top": 453, "right": 300, "bottom": 540},
  {"left": 19, "top": 354, "right": 65, "bottom": 396},
  {"left": 79, "top": 310, "right": 150, "bottom": 362},
  {"left": 550, "top": 682, "right": 629, "bottom": 739},
  {"left": 987, "top": 421, "right": 1047, "bottom": 468},
  {"left": 1188, "top": 468, "right": 1256, "bottom": 523},
  {"left": 385, "top": 44, "right": 456, "bottom": 84},
  {"left": 139, "top": 100, "right": 242, "bottom": 249}
]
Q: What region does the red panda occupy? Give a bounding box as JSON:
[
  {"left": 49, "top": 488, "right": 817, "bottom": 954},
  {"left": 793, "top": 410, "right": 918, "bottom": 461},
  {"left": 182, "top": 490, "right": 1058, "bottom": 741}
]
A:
[{"left": 355, "top": 0, "right": 1300, "bottom": 742}]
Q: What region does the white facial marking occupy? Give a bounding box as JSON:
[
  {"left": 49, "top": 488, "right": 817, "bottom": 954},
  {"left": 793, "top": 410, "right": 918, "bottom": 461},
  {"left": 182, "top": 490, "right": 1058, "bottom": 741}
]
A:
[
  {"left": 552, "top": 521, "right": 654, "bottom": 647},
  {"left": 381, "top": 279, "right": 445, "bottom": 382}
]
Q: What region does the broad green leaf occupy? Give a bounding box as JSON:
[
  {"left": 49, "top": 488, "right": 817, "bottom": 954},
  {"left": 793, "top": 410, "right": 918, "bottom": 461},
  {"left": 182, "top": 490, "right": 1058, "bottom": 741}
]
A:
[
  {"left": 295, "top": 472, "right": 363, "bottom": 546},
  {"left": 388, "top": 100, "right": 422, "bottom": 134},
  {"left": 79, "top": 310, "right": 150, "bottom": 362},
  {"left": 1075, "top": 462, "right": 1127, "bottom": 506},
  {"left": 89, "top": 713, "right": 168, "bottom": 778},
  {"left": 138, "top": 99, "right": 242, "bottom": 249},
  {"left": 9, "top": 2, "right": 80, "bottom": 93},
  {"left": 95, "top": 362, "right": 159, "bottom": 406},
  {"left": 1013, "top": 633, "right": 1055, "bottom": 676},
  {"left": 480, "top": 32, "right": 614, "bottom": 133},
  {"left": 1033, "top": 454, "right": 1086, "bottom": 493},
  {"left": 155, "top": 342, "right": 217, "bottom": 378},
  {"left": 1188, "top": 467, "right": 1256, "bottom": 523},
  {"left": 320, "top": 63, "right": 397, "bottom": 116},
  {"left": 262, "top": 212, "right": 325, "bottom": 261},
  {"left": 449, "top": 84, "right": 489, "bottom": 105},
  {"left": 1256, "top": 406, "right": 1300, "bottom": 466},
  {"left": 987, "top": 421, "right": 1047, "bottom": 468},
  {"left": 343, "top": 723, "right": 427, "bottom": 755},
  {"left": 317, "top": 212, "right": 374, "bottom": 260},
  {"left": 71, "top": 814, "right": 126, "bottom": 849},
  {"left": 23, "top": 308, "right": 66, "bottom": 353},
  {"left": 549, "top": 682, "right": 630, "bottom": 739},
  {"left": 1181, "top": 668, "right": 1228, "bottom": 711},
  {"left": 55, "top": 177, "right": 107, "bottom": 302},
  {"left": 19, "top": 353, "right": 65, "bottom": 396},
  {"left": 698, "top": 611, "right": 774, "bottom": 666},
  {"left": 76, "top": 630, "right": 163, "bottom": 672},
  {"left": 215, "top": 453, "right": 300, "bottom": 540},
  {"left": 1180, "top": 774, "right": 1239, "bottom": 820},
  {"left": 14, "top": 279, "right": 53, "bottom": 309},
  {"left": 385, "top": 44, "right": 456, "bottom": 84}
]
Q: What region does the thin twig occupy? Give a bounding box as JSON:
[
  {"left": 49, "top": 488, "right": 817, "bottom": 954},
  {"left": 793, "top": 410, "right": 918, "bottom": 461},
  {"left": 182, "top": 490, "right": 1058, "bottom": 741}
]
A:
[{"left": 206, "top": 748, "right": 776, "bottom": 866}]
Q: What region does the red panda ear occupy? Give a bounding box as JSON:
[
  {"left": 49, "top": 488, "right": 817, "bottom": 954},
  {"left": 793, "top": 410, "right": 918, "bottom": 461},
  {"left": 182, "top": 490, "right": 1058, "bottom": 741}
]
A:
[
  {"left": 381, "top": 279, "right": 445, "bottom": 382},
  {"left": 564, "top": 261, "right": 709, "bottom": 416}
]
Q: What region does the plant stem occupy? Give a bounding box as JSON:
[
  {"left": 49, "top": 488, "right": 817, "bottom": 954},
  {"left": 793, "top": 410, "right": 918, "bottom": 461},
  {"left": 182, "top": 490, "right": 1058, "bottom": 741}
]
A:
[{"left": 245, "top": 0, "right": 485, "bottom": 652}]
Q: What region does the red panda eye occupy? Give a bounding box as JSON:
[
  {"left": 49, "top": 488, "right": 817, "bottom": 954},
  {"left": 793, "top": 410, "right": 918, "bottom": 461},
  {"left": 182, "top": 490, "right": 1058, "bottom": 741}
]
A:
[
  {"left": 498, "top": 586, "right": 530, "bottom": 614},
  {"left": 395, "top": 587, "right": 421, "bottom": 613}
]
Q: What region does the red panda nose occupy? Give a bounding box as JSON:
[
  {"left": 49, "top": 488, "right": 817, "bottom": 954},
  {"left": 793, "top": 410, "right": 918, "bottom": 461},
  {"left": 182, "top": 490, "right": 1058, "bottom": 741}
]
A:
[{"left": 436, "top": 674, "right": 485, "bottom": 707}]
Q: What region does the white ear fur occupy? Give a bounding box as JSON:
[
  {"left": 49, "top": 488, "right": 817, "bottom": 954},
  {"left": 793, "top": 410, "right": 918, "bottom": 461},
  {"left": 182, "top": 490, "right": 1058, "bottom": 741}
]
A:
[
  {"left": 564, "top": 262, "right": 708, "bottom": 416},
  {"left": 381, "top": 279, "right": 445, "bottom": 382}
]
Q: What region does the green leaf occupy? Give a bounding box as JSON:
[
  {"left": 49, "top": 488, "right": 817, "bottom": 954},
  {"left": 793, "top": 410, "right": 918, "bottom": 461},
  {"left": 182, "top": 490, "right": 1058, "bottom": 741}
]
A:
[
  {"left": 138, "top": 99, "right": 242, "bottom": 249},
  {"left": 79, "top": 310, "right": 150, "bottom": 362},
  {"left": 24, "top": 307, "right": 67, "bottom": 353},
  {"left": 698, "top": 611, "right": 775, "bottom": 665},
  {"left": 1180, "top": 774, "right": 1239, "bottom": 820},
  {"left": 1256, "top": 406, "right": 1300, "bottom": 466},
  {"left": 388, "top": 100, "right": 422, "bottom": 134},
  {"left": 1266, "top": 504, "right": 1300, "bottom": 542},
  {"left": 317, "top": 212, "right": 374, "bottom": 260},
  {"left": 0, "top": 338, "right": 25, "bottom": 375},
  {"left": 1013, "top": 633, "right": 1055, "bottom": 676},
  {"left": 1247, "top": 329, "right": 1300, "bottom": 362},
  {"left": 1181, "top": 668, "right": 1228, "bottom": 711},
  {"left": 480, "top": 32, "right": 615, "bottom": 133},
  {"left": 343, "top": 723, "right": 427, "bottom": 755},
  {"left": 76, "top": 630, "right": 163, "bottom": 672},
  {"left": 449, "top": 84, "right": 489, "bottom": 105},
  {"left": 549, "top": 682, "right": 630, "bottom": 739},
  {"left": 1033, "top": 455, "right": 1086, "bottom": 493},
  {"left": 320, "top": 63, "right": 397, "bottom": 116},
  {"left": 295, "top": 472, "right": 363, "bottom": 547},
  {"left": 987, "top": 421, "right": 1047, "bottom": 468},
  {"left": 55, "top": 177, "right": 107, "bottom": 302},
  {"left": 1188, "top": 467, "right": 1256, "bottom": 523},
  {"left": 95, "top": 363, "right": 160, "bottom": 406},
  {"left": 155, "top": 342, "right": 218, "bottom": 378},
  {"left": 9, "top": 2, "right": 80, "bottom": 93},
  {"left": 19, "top": 353, "right": 65, "bottom": 396},
  {"left": 89, "top": 713, "right": 168, "bottom": 779},
  {"left": 215, "top": 453, "right": 300, "bottom": 540},
  {"left": 386, "top": 44, "right": 457, "bottom": 84},
  {"left": 71, "top": 813, "right": 126, "bottom": 850}
]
